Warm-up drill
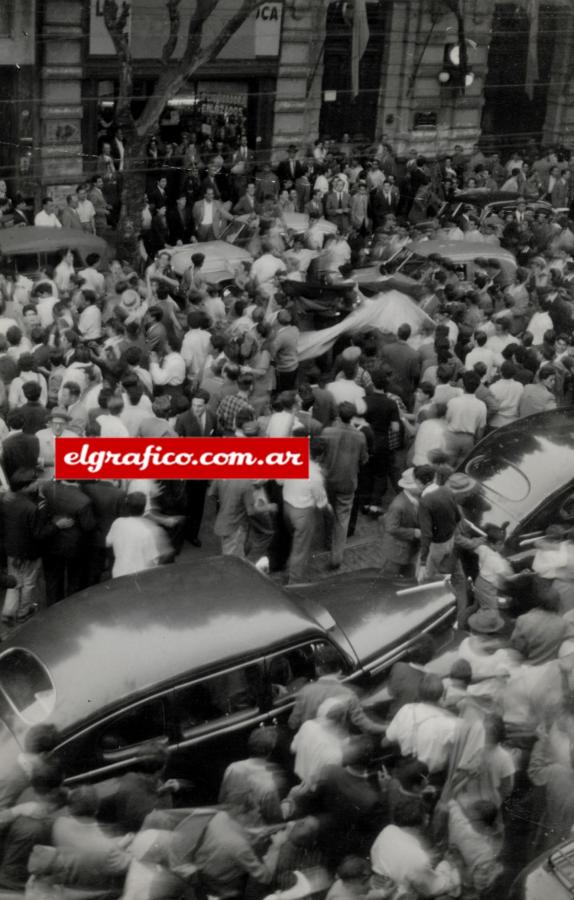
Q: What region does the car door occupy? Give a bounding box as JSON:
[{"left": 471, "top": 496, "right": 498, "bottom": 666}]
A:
[
  {"left": 56, "top": 693, "right": 172, "bottom": 791},
  {"left": 168, "top": 659, "right": 269, "bottom": 803},
  {"left": 508, "top": 484, "right": 574, "bottom": 556}
]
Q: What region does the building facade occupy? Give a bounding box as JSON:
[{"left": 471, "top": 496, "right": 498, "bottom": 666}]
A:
[
  {"left": 33, "top": 0, "right": 574, "bottom": 196},
  {"left": 0, "top": 0, "right": 36, "bottom": 198}
]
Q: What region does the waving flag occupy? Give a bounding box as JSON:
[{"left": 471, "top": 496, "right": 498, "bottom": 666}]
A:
[{"left": 351, "top": 0, "right": 370, "bottom": 98}]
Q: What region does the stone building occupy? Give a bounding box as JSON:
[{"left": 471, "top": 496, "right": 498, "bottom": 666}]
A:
[
  {"left": 0, "top": 1, "right": 36, "bottom": 197},
  {"left": 32, "top": 0, "right": 574, "bottom": 195}
]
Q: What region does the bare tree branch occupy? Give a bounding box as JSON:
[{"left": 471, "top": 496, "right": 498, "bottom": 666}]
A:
[
  {"left": 135, "top": 0, "right": 261, "bottom": 138},
  {"left": 162, "top": 0, "right": 183, "bottom": 65},
  {"left": 103, "top": 0, "right": 135, "bottom": 128}
]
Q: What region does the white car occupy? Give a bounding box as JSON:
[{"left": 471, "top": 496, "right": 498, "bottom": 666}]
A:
[{"left": 168, "top": 240, "right": 252, "bottom": 286}]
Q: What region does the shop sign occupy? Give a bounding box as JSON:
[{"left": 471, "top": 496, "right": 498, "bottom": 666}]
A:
[{"left": 254, "top": 2, "right": 283, "bottom": 56}]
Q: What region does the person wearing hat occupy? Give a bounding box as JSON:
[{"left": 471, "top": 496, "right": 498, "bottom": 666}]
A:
[
  {"left": 0, "top": 468, "right": 72, "bottom": 625},
  {"left": 456, "top": 608, "right": 521, "bottom": 684},
  {"left": 380, "top": 467, "right": 426, "bottom": 577},
  {"left": 35, "top": 408, "right": 76, "bottom": 481}
]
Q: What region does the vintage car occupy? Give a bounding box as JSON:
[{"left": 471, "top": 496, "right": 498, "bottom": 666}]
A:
[
  {"left": 508, "top": 838, "right": 574, "bottom": 899},
  {"left": 0, "top": 557, "right": 455, "bottom": 801},
  {"left": 168, "top": 240, "right": 253, "bottom": 286},
  {"left": 437, "top": 190, "right": 559, "bottom": 225},
  {"left": 353, "top": 239, "right": 517, "bottom": 296},
  {"left": 459, "top": 408, "right": 574, "bottom": 556},
  {"left": 0, "top": 226, "right": 111, "bottom": 276}
]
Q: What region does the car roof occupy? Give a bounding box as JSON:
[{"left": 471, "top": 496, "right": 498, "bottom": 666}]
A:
[
  {"left": 0, "top": 227, "right": 109, "bottom": 259},
  {"left": 169, "top": 241, "right": 252, "bottom": 280},
  {"left": 0, "top": 558, "right": 322, "bottom": 738},
  {"left": 406, "top": 239, "right": 516, "bottom": 264},
  {"left": 462, "top": 408, "right": 574, "bottom": 535}
]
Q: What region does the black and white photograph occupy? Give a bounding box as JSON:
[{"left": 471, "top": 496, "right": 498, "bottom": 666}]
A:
[{"left": 0, "top": 0, "right": 573, "bottom": 896}]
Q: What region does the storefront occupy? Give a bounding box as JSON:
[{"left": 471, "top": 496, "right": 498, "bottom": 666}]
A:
[{"left": 83, "top": 0, "right": 282, "bottom": 163}]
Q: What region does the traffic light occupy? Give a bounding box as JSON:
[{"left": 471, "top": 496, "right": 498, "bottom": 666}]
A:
[{"left": 438, "top": 42, "right": 475, "bottom": 94}]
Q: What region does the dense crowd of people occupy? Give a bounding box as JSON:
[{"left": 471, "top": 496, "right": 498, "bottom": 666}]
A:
[{"left": 0, "top": 133, "right": 574, "bottom": 896}]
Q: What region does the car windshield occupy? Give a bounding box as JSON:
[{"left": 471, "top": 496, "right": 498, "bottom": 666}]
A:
[
  {"left": 0, "top": 649, "right": 56, "bottom": 726},
  {"left": 465, "top": 455, "right": 531, "bottom": 502},
  {"left": 390, "top": 249, "right": 428, "bottom": 279}
]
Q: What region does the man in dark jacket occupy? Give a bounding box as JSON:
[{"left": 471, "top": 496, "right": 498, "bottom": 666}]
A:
[
  {"left": 17, "top": 381, "right": 50, "bottom": 435},
  {"left": 364, "top": 369, "right": 400, "bottom": 515},
  {"left": 379, "top": 323, "right": 421, "bottom": 411},
  {"left": 81, "top": 480, "right": 126, "bottom": 584},
  {"left": 321, "top": 402, "right": 368, "bottom": 569},
  {"left": 1, "top": 469, "right": 72, "bottom": 623},
  {"left": 175, "top": 390, "right": 215, "bottom": 547},
  {"left": 1, "top": 411, "right": 39, "bottom": 482},
  {"left": 40, "top": 480, "right": 96, "bottom": 605}
]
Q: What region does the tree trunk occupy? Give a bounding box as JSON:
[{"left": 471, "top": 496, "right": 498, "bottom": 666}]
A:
[{"left": 121, "top": 135, "right": 148, "bottom": 227}]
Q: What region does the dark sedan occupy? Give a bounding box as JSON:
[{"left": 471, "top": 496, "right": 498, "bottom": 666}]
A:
[
  {"left": 0, "top": 557, "right": 455, "bottom": 800},
  {"left": 460, "top": 408, "right": 574, "bottom": 555}
]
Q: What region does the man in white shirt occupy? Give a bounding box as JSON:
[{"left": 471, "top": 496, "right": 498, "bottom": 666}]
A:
[
  {"left": 78, "top": 254, "right": 105, "bottom": 297},
  {"left": 384, "top": 674, "right": 460, "bottom": 774},
  {"left": 489, "top": 361, "right": 524, "bottom": 428},
  {"left": 465, "top": 331, "right": 499, "bottom": 381},
  {"left": 445, "top": 370, "right": 487, "bottom": 466},
  {"left": 149, "top": 345, "right": 186, "bottom": 390},
  {"left": 180, "top": 310, "right": 212, "bottom": 386},
  {"left": 280, "top": 443, "right": 331, "bottom": 584},
  {"left": 250, "top": 241, "right": 286, "bottom": 292},
  {"left": 34, "top": 198, "right": 62, "bottom": 228},
  {"left": 76, "top": 185, "right": 96, "bottom": 233},
  {"left": 106, "top": 491, "right": 166, "bottom": 578},
  {"left": 97, "top": 395, "right": 130, "bottom": 438},
  {"left": 326, "top": 362, "right": 366, "bottom": 415},
  {"left": 77, "top": 291, "right": 102, "bottom": 342},
  {"left": 485, "top": 316, "right": 514, "bottom": 357}
]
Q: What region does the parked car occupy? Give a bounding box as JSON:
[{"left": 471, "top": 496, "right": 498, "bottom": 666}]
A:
[
  {"left": 508, "top": 838, "right": 574, "bottom": 899},
  {"left": 168, "top": 240, "right": 252, "bottom": 286},
  {"left": 460, "top": 408, "right": 574, "bottom": 557},
  {"left": 353, "top": 239, "right": 517, "bottom": 296},
  {"left": 438, "top": 190, "right": 558, "bottom": 225},
  {"left": 0, "top": 558, "right": 455, "bottom": 801},
  {"left": 0, "top": 226, "right": 111, "bottom": 276}
]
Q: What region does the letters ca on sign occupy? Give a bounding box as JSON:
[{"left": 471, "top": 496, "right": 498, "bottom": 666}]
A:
[{"left": 254, "top": 2, "right": 283, "bottom": 56}]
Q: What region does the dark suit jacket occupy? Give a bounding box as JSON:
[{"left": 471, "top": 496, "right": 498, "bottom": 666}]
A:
[
  {"left": 386, "top": 661, "right": 426, "bottom": 717},
  {"left": 232, "top": 194, "right": 262, "bottom": 217},
  {"left": 379, "top": 340, "right": 421, "bottom": 408},
  {"left": 40, "top": 482, "right": 96, "bottom": 558},
  {"left": 175, "top": 409, "right": 215, "bottom": 438},
  {"left": 148, "top": 186, "right": 169, "bottom": 211},
  {"left": 276, "top": 159, "right": 306, "bottom": 187},
  {"left": 17, "top": 402, "right": 50, "bottom": 436},
  {"left": 81, "top": 481, "right": 125, "bottom": 548},
  {"left": 166, "top": 205, "right": 195, "bottom": 245},
  {"left": 324, "top": 190, "right": 351, "bottom": 224},
  {"left": 381, "top": 491, "right": 419, "bottom": 565},
  {"left": 1, "top": 432, "right": 39, "bottom": 481}
]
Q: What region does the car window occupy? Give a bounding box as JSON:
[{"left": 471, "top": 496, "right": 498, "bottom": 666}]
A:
[
  {"left": 465, "top": 455, "right": 530, "bottom": 502},
  {"left": 267, "top": 641, "right": 349, "bottom": 707},
  {"left": 517, "top": 489, "right": 574, "bottom": 542},
  {"left": 0, "top": 649, "right": 55, "bottom": 727},
  {"left": 57, "top": 696, "right": 168, "bottom": 778},
  {"left": 173, "top": 662, "right": 264, "bottom": 739}
]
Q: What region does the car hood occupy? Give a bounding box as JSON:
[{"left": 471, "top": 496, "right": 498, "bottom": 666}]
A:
[{"left": 290, "top": 570, "right": 455, "bottom": 673}]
